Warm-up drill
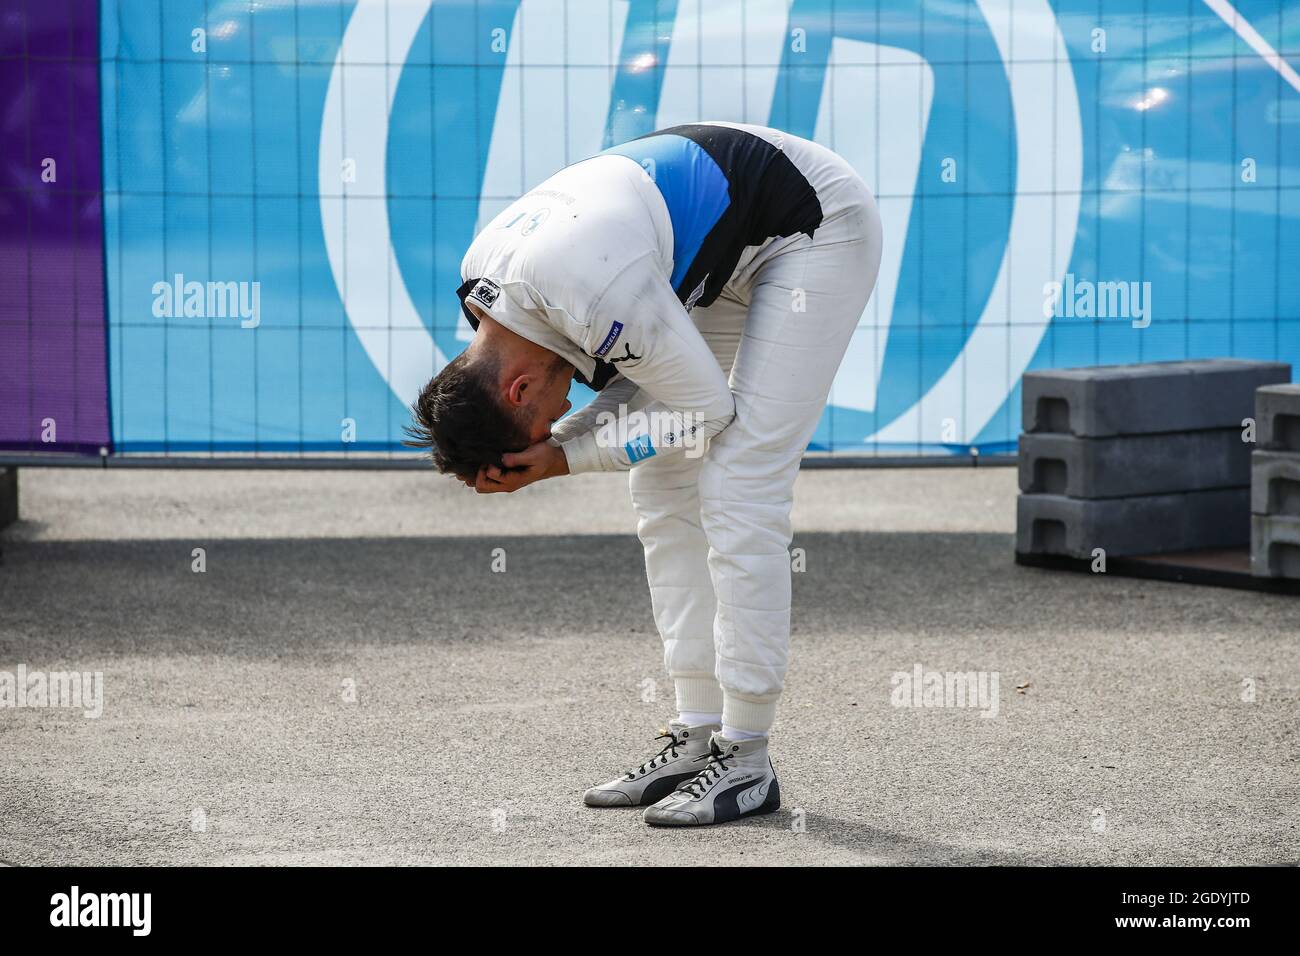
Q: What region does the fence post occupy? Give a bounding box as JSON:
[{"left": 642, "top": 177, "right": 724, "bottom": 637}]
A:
[{"left": 0, "top": 468, "right": 17, "bottom": 530}]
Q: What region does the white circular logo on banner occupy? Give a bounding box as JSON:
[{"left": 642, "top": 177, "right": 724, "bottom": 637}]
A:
[{"left": 320, "top": 0, "right": 1080, "bottom": 446}]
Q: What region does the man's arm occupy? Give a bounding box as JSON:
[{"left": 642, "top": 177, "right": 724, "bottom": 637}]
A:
[
  {"left": 558, "top": 256, "right": 736, "bottom": 474},
  {"left": 547, "top": 375, "right": 640, "bottom": 447}
]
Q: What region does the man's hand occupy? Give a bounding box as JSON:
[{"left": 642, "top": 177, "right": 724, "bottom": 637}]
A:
[{"left": 472, "top": 441, "right": 569, "bottom": 494}]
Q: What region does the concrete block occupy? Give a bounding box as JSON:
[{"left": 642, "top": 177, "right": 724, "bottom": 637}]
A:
[
  {"left": 1022, "top": 359, "right": 1290, "bottom": 437},
  {"left": 1250, "top": 450, "right": 1300, "bottom": 517},
  {"left": 1016, "top": 488, "right": 1250, "bottom": 558},
  {"left": 0, "top": 468, "right": 16, "bottom": 530},
  {"left": 1019, "top": 429, "right": 1249, "bottom": 498},
  {"left": 1255, "top": 383, "right": 1300, "bottom": 453},
  {"left": 1251, "top": 514, "right": 1300, "bottom": 578}
]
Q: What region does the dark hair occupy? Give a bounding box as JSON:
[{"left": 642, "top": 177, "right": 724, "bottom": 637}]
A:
[{"left": 404, "top": 351, "right": 529, "bottom": 480}]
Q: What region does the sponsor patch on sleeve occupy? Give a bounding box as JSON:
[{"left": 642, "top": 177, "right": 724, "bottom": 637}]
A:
[
  {"left": 624, "top": 433, "right": 656, "bottom": 463},
  {"left": 594, "top": 320, "right": 624, "bottom": 357},
  {"left": 466, "top": 277, "right": 501, "bottom": 308}
]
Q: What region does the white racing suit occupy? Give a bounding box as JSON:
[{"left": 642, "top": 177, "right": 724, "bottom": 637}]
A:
[{"left": 458, "top": 122, "right": 882, "bottom": 734}]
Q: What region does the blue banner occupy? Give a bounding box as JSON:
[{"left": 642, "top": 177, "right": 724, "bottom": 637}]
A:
[{"left": 99, "top": 0, "right": 1300, "bottom": 456}]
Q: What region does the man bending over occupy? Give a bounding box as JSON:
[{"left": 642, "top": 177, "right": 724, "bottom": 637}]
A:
[{"left": 407, "top": 122, "right": 881, "bottom": 827}]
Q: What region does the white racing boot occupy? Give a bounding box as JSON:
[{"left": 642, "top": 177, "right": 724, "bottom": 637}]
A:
[
  {"left": 642, "top": 732, "right": 780, "bottom": 826},
  {"left": 583, "top": 721, "right": 718, "bottom": 808}
]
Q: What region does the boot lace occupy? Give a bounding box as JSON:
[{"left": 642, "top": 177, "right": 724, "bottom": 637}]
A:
[
  {"left": 675, "top": 739, "right": 734, "bottom": 798},
  {"left": 624, "top": 729, "right": 688, "bottom": 779}
]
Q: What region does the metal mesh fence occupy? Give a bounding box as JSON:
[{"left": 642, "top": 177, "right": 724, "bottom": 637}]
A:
[{"left": 2, "top": 0, "right": 1297, "bottom": 464}]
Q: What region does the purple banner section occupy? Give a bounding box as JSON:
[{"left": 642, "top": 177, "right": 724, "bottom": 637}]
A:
[{"left": 0, "top": 0, "right": 109, "bottom": 454}]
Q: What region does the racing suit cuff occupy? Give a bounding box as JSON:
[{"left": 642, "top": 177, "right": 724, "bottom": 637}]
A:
[
  {"left": 560, "top": 431, "right": 612, "bottom": 474},
  {"left": 675, "top": 677, "right": 724, "bottom": 716},
  {"left": 721, "top": 693, "right": 779, "bottom": 736}
]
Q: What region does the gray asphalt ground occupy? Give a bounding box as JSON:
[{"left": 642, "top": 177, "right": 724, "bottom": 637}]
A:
[{"left": 0, "top": 465, "right": 1295, "bottom": 866}]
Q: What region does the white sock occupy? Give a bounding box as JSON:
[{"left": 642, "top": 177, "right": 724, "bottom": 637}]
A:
[
  {"left": 721, "top": 725, "right": 766, "bottom": 741},
  {"left": 677, "top": 711, "right": 722, "bottom": 728}
]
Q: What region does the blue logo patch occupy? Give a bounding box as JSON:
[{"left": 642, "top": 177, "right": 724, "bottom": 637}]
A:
[
  {"left": 594, "top": 320, "right": 624, "bottom": 357},
  {"left": 625, "top": 434, "right": 656, "bottom": 463}
]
